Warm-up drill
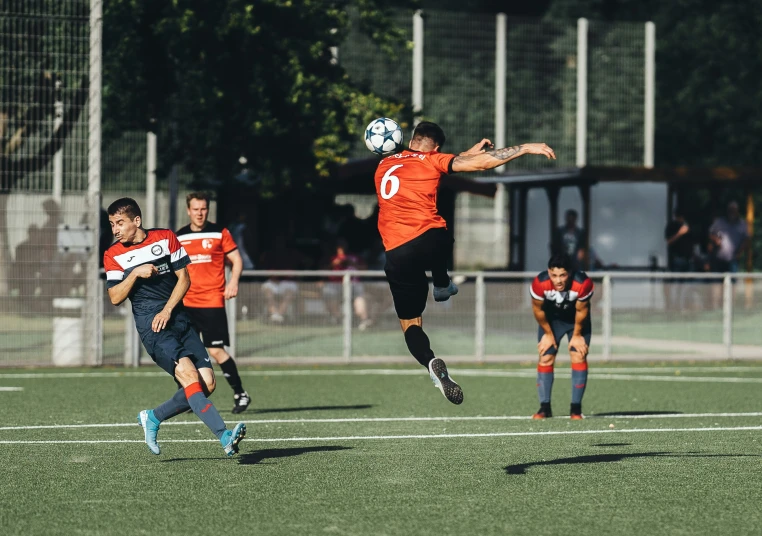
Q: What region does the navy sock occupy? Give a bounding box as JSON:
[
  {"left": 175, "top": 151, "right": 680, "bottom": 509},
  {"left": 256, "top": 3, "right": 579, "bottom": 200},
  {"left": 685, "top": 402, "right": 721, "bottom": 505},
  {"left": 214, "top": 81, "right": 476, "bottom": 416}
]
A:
[
  {"left": 537, "top": 364, "right": 554, "bottom": 404},
  {"left": 219, "top": 357, "right": 245, "bottom": 395},
  {"left": 571, "top": 362, "right": 588, "bottom": 404},
  {"left": 404, "top": 325, "right": 436, "bottom": 368},
  {"left": 185, "top": 382, "right": 227, "bottom": 439},
  {"left": 153, "top": 387, "right": 191, "bottom": 422}
]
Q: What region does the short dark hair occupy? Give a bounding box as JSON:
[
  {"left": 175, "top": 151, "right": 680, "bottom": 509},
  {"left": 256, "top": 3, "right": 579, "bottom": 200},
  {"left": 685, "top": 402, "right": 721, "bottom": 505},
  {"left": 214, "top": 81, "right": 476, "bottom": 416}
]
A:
[
  {"left": 186, "top": 192, "right": 210, "bottom": 208},
  {"left": 565, "top": 209, "right": 578, "bottom": 219},
  {"left": 107, "top": 197, "right": 142, "bottom": 220},
  {"left": 412, "top": 121, "right": 446, "bottom": 148},
  {"left": 548, "top": 253, "right": 572, "bottom": 272}
]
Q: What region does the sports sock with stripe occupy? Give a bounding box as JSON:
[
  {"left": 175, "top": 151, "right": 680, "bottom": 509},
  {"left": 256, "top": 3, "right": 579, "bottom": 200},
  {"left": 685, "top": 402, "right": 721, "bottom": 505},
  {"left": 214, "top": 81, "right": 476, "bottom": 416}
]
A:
[
  {"left": 537, "top": 364, "right": 554, "bottom": 404},
  {"left": 185, "top": 382, "right": 227, "bottom": 439},
  {"left": 219, "top": 357, "right": 245, "bottom": 395},
  {"left": 571, "top": 362, "right": 588, "bottom": 405},
  {"left": 153, "top": 387, "right": 191, "bottom": 421}
]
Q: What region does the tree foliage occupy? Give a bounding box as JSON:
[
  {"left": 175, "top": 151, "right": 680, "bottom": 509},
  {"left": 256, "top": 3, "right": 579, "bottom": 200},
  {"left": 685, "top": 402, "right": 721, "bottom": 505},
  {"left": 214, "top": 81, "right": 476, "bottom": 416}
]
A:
[{"left": 103, "top": 0, "right": 413, "bottom": 191}]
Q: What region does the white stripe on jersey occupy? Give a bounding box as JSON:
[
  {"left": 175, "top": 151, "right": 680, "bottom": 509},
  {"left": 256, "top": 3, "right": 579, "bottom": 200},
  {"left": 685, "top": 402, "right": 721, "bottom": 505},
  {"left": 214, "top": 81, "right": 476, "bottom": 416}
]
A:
[
  {"left": 177, "top": 232, "right": 222, "bottom": 242},
  {"left": 529, "top": 288, "right": 543, "bottom": 300},
  {"left": 171, "top": 247, "right": 188, "bottom": 264},
  {"left": 113, "top": 239, "right": 171, "bottom": 269},
  {"left": 106, "top": 270, "right": 124, "bottom": 281}
]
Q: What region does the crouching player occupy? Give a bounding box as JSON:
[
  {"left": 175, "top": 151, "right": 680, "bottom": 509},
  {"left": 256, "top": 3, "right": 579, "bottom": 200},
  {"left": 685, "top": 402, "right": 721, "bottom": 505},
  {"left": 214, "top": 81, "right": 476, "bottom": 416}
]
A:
[{"left": 530, "top": 253, "right": 593, "bottom": 419}]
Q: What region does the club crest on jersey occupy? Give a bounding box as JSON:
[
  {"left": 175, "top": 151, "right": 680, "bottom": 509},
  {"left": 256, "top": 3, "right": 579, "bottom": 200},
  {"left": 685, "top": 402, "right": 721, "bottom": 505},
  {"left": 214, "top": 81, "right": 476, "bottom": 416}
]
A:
[
  {"left": 151, "top": 245, "right": 163, "bottom": 256},
  {"left": 202, "top": 239, "right": 213, "bottom": 249}
]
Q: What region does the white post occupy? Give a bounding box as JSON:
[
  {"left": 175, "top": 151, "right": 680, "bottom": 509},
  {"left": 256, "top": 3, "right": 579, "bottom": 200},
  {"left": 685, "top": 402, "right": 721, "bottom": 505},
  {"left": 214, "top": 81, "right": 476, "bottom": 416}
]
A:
[
  {"left": 87, "top": 0, "right": 103, "bottom": 365},
  {"left": 52, "top": 79, "right": 64, "bottom": 203},
  {"left": 644, "top": 22, "right": 656, "bottom": 168},
  {"left": 493, "top": 13, "right": 507, "bottom": 262},
  {"left": 145, "top": 132, "right": 157, "bottom": 228},
  {"left": 576, "top": 18, "right": 588, "bottom": 168},
  {"left": 412, "top": 10, "right": 424, "bottom": 120},
  {"left": 475, "top": 273, "right": 486, "bottom": 362},
  {"left": 225, "top": 266, "right": 237, "bottom": 358},
  {"left": 342, "top": 273, "right": 353, "bottom": 362},
  {"left": 602, "top": 274, "right": 612, "bottom": 361},
  {"left": 722, "top": 274, "right": 733, "bottom": 359},
  {"left": 124, "top": 313, "right": 140, "bottom": 367}
]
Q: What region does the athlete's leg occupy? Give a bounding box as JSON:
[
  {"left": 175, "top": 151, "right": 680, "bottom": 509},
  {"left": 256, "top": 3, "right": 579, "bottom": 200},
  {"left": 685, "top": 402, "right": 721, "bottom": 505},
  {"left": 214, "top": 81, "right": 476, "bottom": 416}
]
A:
[
  {"left": 429, "top": 229, "right": 458, "bottom": 301},
  {"left": 533, "top": 324, "right": 560, "bottom": 419},
  {"left": 568, "top": 325, "right": 591, "bottom": 419}
]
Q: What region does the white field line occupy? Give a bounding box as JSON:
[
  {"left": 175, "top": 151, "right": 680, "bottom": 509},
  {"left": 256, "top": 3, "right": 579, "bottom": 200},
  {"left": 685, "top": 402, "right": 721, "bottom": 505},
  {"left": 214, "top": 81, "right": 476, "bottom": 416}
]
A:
[
  {"left": 2, "top": 412, "right": 762, "bottom": 431},
  {"left": 1, "top": 425, "right": 762, "bottom": 445},
  {"left": 0, "top": 387, "right": 22, "bottom": 391},
  {"left": 1, "top": 366, "right": 762, "bottom": 380}
]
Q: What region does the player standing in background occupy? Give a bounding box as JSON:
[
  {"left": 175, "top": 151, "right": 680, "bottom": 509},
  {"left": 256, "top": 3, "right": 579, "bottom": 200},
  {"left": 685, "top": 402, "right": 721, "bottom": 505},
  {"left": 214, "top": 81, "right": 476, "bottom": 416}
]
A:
[
  {"left": 104, "top": 197, "right": 246, "bottom": 456},
  {"left": 530, "top": 253, "right": 594, "bottom": 419},
  {"left": 375, "top": 121, "right": 555, "bottom": 404},
  {"left": 177, "top": 193, "right": 251, "bottom": 413}
]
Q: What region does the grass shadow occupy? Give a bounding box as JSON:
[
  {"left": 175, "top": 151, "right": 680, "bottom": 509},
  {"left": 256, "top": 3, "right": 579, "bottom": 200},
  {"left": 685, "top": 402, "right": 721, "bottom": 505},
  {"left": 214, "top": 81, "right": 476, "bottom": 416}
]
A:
[
  {"left": 505, "top": 452, "right": 761, "bottom": 475},
  {"left": 589, "top": 411, "right": 683, "bottom": 417},
  {"left": 253, "top": 404, "right": 373, "bottom": 414},
  {"left": 239, "top": 446, "right": 352, "bottom": 465}
]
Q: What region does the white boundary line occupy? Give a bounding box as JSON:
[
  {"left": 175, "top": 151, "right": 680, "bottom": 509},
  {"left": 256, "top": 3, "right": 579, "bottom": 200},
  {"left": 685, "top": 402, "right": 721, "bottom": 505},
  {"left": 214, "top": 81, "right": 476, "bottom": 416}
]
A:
[
  {"left": 1, "top": 425, "right": 761, "bottom": 445},
  {"left": 1, "top": 366, "right": 762, "bottom": 380},
  {"left": 2, "top": 412, "right": 761, "bottom": 431},
  {"left": 0, "top": 387, "right": 22, "bottom": 391}
]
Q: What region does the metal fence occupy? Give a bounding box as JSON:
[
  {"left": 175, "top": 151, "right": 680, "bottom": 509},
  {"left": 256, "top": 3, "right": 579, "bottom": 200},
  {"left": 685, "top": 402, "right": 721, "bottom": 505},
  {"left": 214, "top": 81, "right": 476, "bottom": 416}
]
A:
[{"left": 62, "top": 270, "right": 754, "bottom": 369}]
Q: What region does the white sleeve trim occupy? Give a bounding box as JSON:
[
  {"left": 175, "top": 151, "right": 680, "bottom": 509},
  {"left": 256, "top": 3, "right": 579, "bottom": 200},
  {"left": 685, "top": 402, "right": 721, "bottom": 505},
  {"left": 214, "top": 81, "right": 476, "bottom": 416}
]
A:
[
  {"left": 529, "top": 288, "right": 544, "bottom": 301},
  {"left": 106, "top": 270, "right": 124, "bottom": 281},
  {"left": 171, "top": 247, "right": 188, "bottom": 263}
]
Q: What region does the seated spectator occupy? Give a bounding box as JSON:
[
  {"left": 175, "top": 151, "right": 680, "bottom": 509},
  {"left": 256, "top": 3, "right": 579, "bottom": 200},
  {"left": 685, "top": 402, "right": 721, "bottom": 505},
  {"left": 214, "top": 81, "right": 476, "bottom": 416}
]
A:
[
  {"left": 322, "top": 239, "right": 372, "bottom": 331},
  {"left": 259, "top": 234, "right": 303, "bottom": 323}
]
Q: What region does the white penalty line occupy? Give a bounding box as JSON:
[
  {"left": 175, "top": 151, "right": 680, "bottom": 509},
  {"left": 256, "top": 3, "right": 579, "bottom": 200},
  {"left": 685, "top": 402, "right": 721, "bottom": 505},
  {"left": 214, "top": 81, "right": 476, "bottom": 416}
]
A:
[
  {"left": 2, "top": 412, "right": 762, "bottom": 431},
  {"left": 1, "top": 425, "right": 762, "bottom": 445},
  {"left": 0, "top": 387, "right": 23, "bottom": 391}
]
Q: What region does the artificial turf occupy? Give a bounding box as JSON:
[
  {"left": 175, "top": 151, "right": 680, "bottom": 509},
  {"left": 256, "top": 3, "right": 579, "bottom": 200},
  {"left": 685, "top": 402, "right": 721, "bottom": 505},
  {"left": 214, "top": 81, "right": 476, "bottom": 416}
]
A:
[{"left": 1, "top": 362, "right": 761, "bottom": 535}]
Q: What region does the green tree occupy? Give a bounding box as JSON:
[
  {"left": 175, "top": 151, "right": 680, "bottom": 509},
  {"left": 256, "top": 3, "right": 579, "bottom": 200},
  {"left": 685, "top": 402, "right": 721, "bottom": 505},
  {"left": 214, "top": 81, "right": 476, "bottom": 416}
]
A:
[{"left": 103, "top": 0, "right": 413, "bottom": 192}]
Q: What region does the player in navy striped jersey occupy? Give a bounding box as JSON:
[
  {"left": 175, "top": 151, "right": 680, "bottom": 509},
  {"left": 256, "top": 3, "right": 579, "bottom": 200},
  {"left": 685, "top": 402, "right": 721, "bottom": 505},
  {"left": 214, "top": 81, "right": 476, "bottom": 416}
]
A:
[
  {"left": 530, "top": 253, "right": 594, "bottom": 420},
  {"left": 103, "top": 197, "right": 246, "bottom": 456}
]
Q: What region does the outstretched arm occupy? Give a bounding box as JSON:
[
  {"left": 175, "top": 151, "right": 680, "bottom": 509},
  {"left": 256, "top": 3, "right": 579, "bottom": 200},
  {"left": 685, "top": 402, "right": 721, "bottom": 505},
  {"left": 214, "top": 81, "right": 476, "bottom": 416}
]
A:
[{"left": 451, "top": 143, "right": 555, "bottom": 173}]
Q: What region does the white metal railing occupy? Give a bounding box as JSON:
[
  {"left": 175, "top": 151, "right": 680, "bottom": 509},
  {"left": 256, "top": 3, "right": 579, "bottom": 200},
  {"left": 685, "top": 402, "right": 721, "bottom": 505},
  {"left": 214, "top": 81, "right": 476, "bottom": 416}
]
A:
[{"left": 117, "top": 270, "right": 762, "bottom": 367}]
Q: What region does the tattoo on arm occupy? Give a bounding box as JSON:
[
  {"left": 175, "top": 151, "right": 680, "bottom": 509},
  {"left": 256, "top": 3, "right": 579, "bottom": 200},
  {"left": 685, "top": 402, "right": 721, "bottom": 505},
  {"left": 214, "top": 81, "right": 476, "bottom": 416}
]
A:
[{"left": 486, "top": 145, "right": 523, "bottom": 160}]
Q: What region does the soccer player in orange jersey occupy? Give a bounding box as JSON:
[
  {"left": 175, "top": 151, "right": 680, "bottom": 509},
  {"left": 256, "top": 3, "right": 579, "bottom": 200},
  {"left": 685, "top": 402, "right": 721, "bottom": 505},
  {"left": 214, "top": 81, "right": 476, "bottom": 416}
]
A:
[
  {"left": 374, "top": 121, "right": 555, "bottom": 404},
  {"left": 177, "top": 193, "right": 250, "bottom": 414}
]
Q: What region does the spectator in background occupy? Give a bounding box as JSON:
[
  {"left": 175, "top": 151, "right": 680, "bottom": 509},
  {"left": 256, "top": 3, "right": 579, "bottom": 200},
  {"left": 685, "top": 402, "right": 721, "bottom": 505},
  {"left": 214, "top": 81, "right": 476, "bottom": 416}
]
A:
[
  {"left": 664, "top": 208, "right": 693, "bottom": 310},
  {"left": 259, "top": 234, "right": 303, "bottom": 323},
  {"left": 553, "top": 209, "right": 586, "bottom": 272},
  {"left": 708, "top": 201, "right": 749, "bottom": 273},
  {"left": 229, "top": 212, "right": 256, "bottom": 270},
  {"left": 322, "top": 239, "right": 372, "bottom": 331}
]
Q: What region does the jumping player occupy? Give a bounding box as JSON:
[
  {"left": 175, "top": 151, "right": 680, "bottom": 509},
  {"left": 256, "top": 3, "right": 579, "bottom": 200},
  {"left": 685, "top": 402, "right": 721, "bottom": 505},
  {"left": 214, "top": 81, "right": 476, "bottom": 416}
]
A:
[
  {"left": 177, "top": 192, "right": 251, "bottom": 414},
  {"left": 375, "top": 121, "right": 555, "bottom": 404},
  {"left": 530, "top": 253, "right": 594, "bottom": 419},
  {"left": 104, "top": 197, "right": 246, "bottom": 456}
]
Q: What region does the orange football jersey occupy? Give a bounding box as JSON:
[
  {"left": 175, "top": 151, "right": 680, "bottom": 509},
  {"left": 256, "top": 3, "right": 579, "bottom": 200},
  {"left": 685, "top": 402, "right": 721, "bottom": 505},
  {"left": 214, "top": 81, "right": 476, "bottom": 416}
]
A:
[
  {"left": 374, "top": 149, "right": 455, "bottom": 251},
  {"left": 176, "top": 222, "right": 238, "bottom": 308}
]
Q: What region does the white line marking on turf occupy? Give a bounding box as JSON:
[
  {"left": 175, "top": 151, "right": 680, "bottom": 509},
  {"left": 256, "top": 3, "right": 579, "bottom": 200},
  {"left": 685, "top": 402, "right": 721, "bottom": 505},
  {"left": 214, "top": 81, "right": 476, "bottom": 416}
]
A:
[
  {"left": 2, "top": 412, "right": 762, "bottom": 431},
  {"left": 0, "top": 387, "right": 22, "bottom": 391},
  {"left": 1, "top": 425, "right": 761, "bottom": 445}
]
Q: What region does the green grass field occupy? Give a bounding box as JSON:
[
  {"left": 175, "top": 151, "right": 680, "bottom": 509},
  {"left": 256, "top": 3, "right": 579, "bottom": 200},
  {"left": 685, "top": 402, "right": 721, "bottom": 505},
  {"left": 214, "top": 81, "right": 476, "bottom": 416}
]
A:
[{"left": 1, "top": 362, "right": 762, "bottom": 535}]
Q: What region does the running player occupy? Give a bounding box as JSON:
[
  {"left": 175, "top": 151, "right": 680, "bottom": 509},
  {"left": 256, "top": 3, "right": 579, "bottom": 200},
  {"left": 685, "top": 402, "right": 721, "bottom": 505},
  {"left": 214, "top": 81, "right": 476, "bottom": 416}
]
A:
[
  {"left": 103, "top": 197, "right": 246, "bottom": 456},
  {"left": 530, "top": 253, "right": 594, "bottom": 419},
  {"left": 177, "top": 192, "right": 251, "bottom": 413},
  {"left": 375, "top": 121, "right": 555, "bottom": 404}
]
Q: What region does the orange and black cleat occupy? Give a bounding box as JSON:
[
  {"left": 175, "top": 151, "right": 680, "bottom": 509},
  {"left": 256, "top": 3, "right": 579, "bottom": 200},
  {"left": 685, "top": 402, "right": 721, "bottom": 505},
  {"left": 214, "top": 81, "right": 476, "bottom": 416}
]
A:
[
  {"left": 570, "top": 403, "right": 583, "bottom": 420},
  {"left": 532, "top": 404, "right": 552, "bottom": 419}
]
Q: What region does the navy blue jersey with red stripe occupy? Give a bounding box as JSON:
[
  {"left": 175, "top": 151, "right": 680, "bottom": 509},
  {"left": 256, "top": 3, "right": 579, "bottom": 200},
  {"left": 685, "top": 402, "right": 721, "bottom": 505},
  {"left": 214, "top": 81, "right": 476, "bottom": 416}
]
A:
[
  {"left": 103, "top": 229, "right": 191, "bottom": 323},
  {"left": 530, "top": 270, "right": 594, "bottom": 322}
]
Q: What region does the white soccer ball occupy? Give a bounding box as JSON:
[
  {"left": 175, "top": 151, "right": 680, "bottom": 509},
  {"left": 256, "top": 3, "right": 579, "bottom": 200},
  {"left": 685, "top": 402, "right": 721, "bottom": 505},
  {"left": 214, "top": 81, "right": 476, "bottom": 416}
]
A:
[{"left": 364, "top": 117, "right": 403, "bottom": 155}]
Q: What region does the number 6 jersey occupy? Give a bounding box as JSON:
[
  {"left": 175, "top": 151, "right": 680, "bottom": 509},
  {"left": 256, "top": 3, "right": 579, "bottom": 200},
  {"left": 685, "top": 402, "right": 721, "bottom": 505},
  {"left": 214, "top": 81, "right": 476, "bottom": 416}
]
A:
[{"left": 374, "top": 149, "right": 456, "bottom": 251}]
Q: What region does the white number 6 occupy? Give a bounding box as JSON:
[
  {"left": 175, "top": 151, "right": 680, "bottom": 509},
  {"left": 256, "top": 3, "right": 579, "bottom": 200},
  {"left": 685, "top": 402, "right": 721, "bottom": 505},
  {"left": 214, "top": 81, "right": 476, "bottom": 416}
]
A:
[{"left": 380, "top": 165, "right": 402, "bottom": 200}]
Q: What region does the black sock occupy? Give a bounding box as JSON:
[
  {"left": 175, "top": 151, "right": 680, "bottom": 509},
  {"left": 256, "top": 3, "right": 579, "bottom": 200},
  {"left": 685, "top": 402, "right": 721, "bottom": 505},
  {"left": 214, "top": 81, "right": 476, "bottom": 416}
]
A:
[
  {"left": 404, "top": 325, "right": 435, "bottom": 368},
  {"left": 219, "top": 357, "right": 245, "bottom": 395}
]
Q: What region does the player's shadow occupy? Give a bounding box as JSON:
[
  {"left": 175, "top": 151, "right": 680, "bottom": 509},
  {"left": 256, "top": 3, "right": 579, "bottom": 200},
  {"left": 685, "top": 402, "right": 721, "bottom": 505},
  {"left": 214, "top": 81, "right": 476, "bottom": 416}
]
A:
[
  {"left": 253, "top": 404, "right": 373, "bottom": 414},
  {"left": 589, "top": 411, "right": 683, "bottom": 417},
  {"left": 238, "top": 445, "right": 352, "bottom": 465},
  {"left": 505, "top": 452, "right": 760, "bottom": 475}
]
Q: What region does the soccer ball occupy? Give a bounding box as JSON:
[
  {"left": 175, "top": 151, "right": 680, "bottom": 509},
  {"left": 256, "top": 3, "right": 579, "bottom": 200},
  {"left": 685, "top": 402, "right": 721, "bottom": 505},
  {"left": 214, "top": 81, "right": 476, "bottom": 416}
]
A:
[{"left": 364, "top": 117, "right": 403, "bottom": 155}]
